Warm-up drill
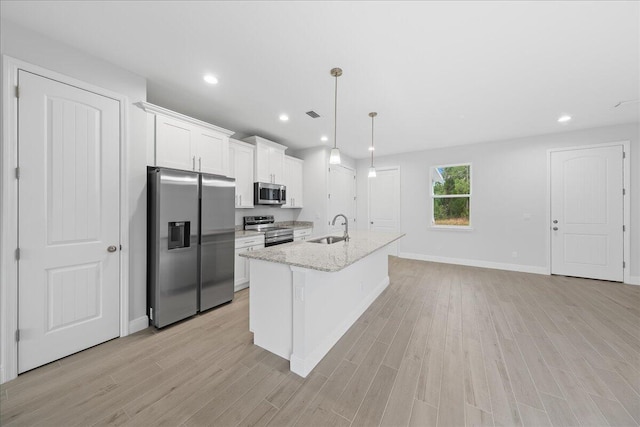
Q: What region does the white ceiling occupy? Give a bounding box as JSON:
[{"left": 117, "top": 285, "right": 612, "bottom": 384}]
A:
[{"left": 1, "top": 1, "right": 638, "bottom": 159}]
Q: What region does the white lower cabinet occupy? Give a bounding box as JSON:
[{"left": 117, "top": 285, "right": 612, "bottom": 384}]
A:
[
  {"left": 235, "top": 236, "right": 264, "bottom": 291},
  {"left": 293, "top": 228, "right": 312, "bottom": 242}
]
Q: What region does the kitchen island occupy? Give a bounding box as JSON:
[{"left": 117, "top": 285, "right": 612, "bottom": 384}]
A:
[{"left": 240, "top": 230, "right": 404, "bottom": 377}]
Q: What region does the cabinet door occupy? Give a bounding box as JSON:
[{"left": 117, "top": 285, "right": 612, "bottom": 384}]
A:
[
  {"left": 195, "top": 126, "right": 229, "bottom": 176},
  {"left": 234, "top": 247, "right": 250, "bottom": 289},
  {"left": 155, "top": 115, "right": 194, "bottom": 171},
  {"left": 283, "top": 157, "right": 303, "bottom": 208},
  {"left": 269, "top": 148, "right": 285, "bottom": 184},
  {"left": 255, "top": 144, "right": 271, "bottom": 182},
  {"left": 291, "top": 158, "right": 303, "bottom": 207},
  {"left": 235, "top": 145, "right": 255, "bottom": 208}
]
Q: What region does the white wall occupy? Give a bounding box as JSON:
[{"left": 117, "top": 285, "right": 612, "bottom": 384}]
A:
[
  {"left": 294, "top": 146, "right": 356, "bottom": 236},
  {"left": 356, "top": 123, "right": 639, "bottom": 280},
  {"left": 0, "top": 19, "right": 149, "bottom": 329}
]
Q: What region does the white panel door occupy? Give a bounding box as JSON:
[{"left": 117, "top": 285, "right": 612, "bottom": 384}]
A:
[
  {"left": 18, "top": 71, "right": 121, "bottom": 373},
  {"left": 328, "top": 165, "right": 356, "bottom": 234},
  {"left": 369, "top": 168, "right": 401, "bottom": 256},
  {"left": 195, "top": 126, "right": 229, "bottom": 176},
  {"left": 156, "top": 115, "right": 194, "bottom": 171},
  {"left": 551, "top": 146, "right": 624, "bottom": 281}
]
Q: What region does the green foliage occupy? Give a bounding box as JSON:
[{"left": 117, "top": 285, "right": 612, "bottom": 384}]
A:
[
  {"left": 432, "top": 165, "right": 470, "bottom": 225},
  {"left": 432, "top": 165, "right": 470, "bottom": 196}
]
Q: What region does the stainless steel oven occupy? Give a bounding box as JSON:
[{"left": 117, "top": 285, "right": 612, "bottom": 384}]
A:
[
  {"left": 254, "top": 182, "right": 286, "bottom": 205},
  {"left": 244, "top": 215, "right": 294, "bottom": 246}
]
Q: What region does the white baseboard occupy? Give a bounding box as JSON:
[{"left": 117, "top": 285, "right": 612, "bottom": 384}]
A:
[
  {"left": 627, "top": 276, "right": 640, "bottom": 286},
  {"left": 399, "top": 252, "right": 548, "bottom": 275},
  {"left": 128, "top": 315, "right": 149, "bottom": 334},
  {"left": 234, "top": 282, "right": 249, "bottom": 292}
]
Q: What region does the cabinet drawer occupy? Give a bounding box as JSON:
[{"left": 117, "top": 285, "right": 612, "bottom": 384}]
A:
[
  {"left": 293, "top": 228, "right": 312, "bottom": 238},
  {"left": 236, "top": 236, "right": 264, "bottom": 249}
]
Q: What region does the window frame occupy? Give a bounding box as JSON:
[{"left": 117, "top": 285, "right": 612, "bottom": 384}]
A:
[{"left": 430, "top": 162, "right": 473, "bottom": 230}]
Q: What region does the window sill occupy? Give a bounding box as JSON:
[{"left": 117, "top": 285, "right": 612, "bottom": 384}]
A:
[{"left": 429, "top": 225, "right": 474, "bottom": 232}]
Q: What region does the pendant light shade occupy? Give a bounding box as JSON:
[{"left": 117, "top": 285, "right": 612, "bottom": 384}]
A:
[
  {"left": 368, "top": 112, "right": 377, "bottom": 178},
  {"left": 329, "top": 67, "right": 342, "bottom": 165},
  {"left": 329, "top": 147, "right": 341, "bottom": 165}
]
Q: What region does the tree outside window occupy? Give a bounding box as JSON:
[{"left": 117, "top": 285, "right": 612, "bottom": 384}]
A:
[{"left": 431, "top": 164, "right": 471, "bottom": 226}]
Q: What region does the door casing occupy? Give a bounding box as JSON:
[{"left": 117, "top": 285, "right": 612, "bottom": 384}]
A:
[
  {"left": 546, "top": 141, "right": 631, "bottom": 284},
  {"left": 1, "top": 55, "right": 131, "bottom": 383}
]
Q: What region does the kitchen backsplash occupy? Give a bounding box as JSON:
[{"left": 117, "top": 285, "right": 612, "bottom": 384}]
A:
[{"left": 235, "top": 206, "right": 299, "bottom": 226}]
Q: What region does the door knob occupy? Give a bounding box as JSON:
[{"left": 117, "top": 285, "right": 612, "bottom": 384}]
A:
[
  {"left": 370, "top": 221, "right": 374, "bottom": 224},
  {"left": 107, "top": 245, "right": 117, "bottom": 252},
  {"left": 553, "top": 220, "right": 558, "bottom": 224},
  {"left": 552, "top": 227, "right": 558, "bottom": 231}
]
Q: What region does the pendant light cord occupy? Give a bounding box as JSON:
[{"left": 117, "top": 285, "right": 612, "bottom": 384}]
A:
[
  {"left": 334, "top": 74, "right": 338, "bottom": 150},
  {"left": 371, "top": 114, "right": 375, "bottom": 167}
]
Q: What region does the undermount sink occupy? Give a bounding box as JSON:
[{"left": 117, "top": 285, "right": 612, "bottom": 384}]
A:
[{"left": 308, "top": 235, "right": 347, "bottom": 244}]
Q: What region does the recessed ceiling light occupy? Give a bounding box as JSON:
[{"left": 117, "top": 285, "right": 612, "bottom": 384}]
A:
[
  {"left": 203, "top": 74, "right": 218, "bottom": 85},
  {"left": 368, "top": 146, "right": 375, "bottom": 151},
  {"left": 557, "top": 115, "right": 572, "bottom": 123},
  {"left": 279, "top": 114, "right": 289, "bottom": 122},
  {"left": 320, "top": 136, "right": 328, "bottom": 142}
]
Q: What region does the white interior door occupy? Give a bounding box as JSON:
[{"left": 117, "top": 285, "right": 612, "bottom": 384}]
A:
[
  {"left": 369, "top": 167, "right": 401, "bottom": 256},
  {"left": 328, "top": 165, "right": 356, "bottom": 234},
  {"left": 550, "top": 146, "right": 624, "bottom": 281},
  {"left": 18, "top": 70, "right": 121, "bottom": 373}
]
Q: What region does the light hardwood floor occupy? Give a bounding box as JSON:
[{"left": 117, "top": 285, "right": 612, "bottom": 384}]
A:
[{"left": 2, "top": 257, "right": 639, "bottom": 426}]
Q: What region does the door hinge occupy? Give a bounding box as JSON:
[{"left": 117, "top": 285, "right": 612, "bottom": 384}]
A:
[
  {"left": 623, "top": 188, "right": 626, "bottom": 196},
  {"left": 623, "top": 261, "right": 626, "bottom": 269},
  {"left": 15, "top": 329, "right": 20, "bottom": 342},
  {"left": 120, "top": 244, "right": 123, "bottom": 250},
  {"left": 15, "top": 248, "right": 20, "bottom": 261},
  {"left": 623, "top": 151, "right": 626, "bottom": 159},
  {"left": 328, "top": 194, "right": 331, "bottom": 199},
  {"left": 149, "top": 307, "right": 153, "bottom": 320},
  {"left": 353, "top": 196, "right": 357, "bottom": 200},
  {"left": 623, "top": 225, "right": 626, "bottom": 232},
  {"left": 15, "top": 167, "right": 20, "bottom": 179},
  {"left": 15, "top": 86, "right": 20, "bottom": 99}
]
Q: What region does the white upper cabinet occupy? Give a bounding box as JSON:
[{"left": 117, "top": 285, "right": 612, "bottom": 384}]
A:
[
  {"left": 229, "top": 139, "right": 255, "bottom": 208},
  {"left": 243, "top": 136, "right": 286, "bottom": 184},
  {"left": 155, "top": 115, "right": 194, "bottom": 171},
  {"left": 137, "top": 102, "right": 233, "bottom": 176},
  {"left": 195, "top": 126, "right": 229, "bottom": 175},
  {"left": 283, "top": 155, "right": 304, "bottom": 208}
]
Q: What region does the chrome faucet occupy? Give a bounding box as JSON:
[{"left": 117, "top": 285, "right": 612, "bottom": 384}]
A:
[{"left": 331, "top": 214, "right": 349, "bottom": 241}]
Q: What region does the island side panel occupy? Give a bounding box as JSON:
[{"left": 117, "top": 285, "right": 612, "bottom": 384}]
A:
[
  {"left": 249, "top": 259, "right": 293, "bottom": 360},
  {"left": 290, "top": 248, "right": 389, "bottom": 377}
]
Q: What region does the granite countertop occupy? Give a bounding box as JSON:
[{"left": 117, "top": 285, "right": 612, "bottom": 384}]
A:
[
  {"left": 239, "top": 230, "right": 404, "bottom": 272},
  {"left": 235, "top": 230, "right": 264, "bottom": 239}
]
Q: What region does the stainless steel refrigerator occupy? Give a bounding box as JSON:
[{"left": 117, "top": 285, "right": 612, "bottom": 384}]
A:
[{"left": 147, "top": 167, "right": 235, "bottom": 328}]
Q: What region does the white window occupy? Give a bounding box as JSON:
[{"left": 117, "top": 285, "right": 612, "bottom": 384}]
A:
[{"left": 431, "top": 164, "right": 471, "bottom": 227}]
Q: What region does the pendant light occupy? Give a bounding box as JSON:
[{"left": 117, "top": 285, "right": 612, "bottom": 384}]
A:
[
  {"left": 368, "top": 112, "right": 377, "bottom": 178},
  {"left": 329, "top": 67, "right": 342, "bottom": 165}
]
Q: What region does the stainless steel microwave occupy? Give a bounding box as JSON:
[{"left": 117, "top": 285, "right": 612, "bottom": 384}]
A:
[{"left": 254, "top": 182, "right": 286, "bottom": 205}]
